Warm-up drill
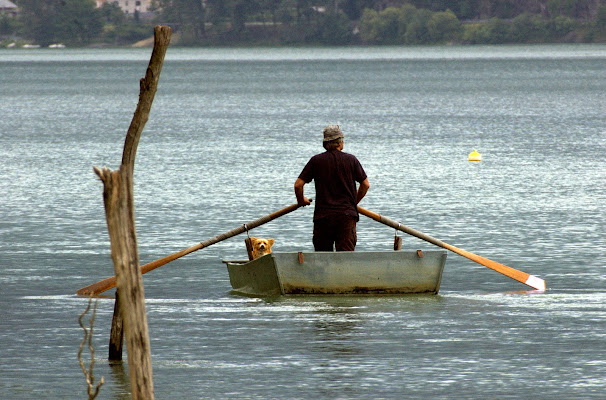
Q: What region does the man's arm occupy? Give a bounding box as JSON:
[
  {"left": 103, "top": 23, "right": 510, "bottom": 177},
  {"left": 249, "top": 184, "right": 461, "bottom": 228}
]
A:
[
  {"left": 356, "top": 178, "right": 370, "bottom": 204},
  {"left": 294, "top": 178, "right": 312, "bottom": 206}
]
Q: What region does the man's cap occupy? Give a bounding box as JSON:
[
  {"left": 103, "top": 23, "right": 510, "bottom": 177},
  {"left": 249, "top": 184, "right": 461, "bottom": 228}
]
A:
[{"left": 323, "top": 125, "right": 344, "bottom": 142}]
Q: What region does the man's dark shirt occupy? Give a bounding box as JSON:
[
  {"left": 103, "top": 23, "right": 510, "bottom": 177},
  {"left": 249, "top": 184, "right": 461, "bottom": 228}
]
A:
[{"left": 298, "top": 149, "right": 367, "bottom": 222}]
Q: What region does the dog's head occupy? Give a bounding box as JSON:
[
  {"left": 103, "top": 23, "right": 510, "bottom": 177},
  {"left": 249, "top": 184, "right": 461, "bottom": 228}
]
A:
[{"left": 250, "top": 237, "right": 275, "bottom": 259}]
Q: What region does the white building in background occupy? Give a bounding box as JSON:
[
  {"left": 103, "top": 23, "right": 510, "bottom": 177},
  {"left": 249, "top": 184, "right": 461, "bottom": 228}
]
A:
[
  {"left": 0, "top": 0, "right": 19, "bottom": 17},
  {"left": 95, "top": 0, "right": 153, "bottom": 16}
]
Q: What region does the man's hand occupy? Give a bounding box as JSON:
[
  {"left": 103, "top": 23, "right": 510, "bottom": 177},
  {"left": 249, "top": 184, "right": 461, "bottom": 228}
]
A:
[
  {"left": 298, "top": 196, "right": 312, "bottom": 206},
  {"left": 294, "top": 178, "right": 312, "bottom": 206},
  {"left": 356, "top": 178, "right": 370, "bottom": 204}
]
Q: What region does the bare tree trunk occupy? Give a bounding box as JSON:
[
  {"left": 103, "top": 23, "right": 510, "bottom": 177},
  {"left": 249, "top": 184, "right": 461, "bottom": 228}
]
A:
[{"left": 94, "top": 25, "right": 171, "bottom": 400}]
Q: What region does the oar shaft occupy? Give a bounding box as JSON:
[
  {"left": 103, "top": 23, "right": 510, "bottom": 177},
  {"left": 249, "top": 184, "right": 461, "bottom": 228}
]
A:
[
  {"left": 140, "top": 202, "right": 301, "bottom": 275},
  {"left": 359, "top": 207, "right": 446, "bottom": 248},
  {"left": 357, "top": 206, "right": 546, "bottom": 291},
  {"left": 77, "top": 203, "right": 303, "bottom": 296}
]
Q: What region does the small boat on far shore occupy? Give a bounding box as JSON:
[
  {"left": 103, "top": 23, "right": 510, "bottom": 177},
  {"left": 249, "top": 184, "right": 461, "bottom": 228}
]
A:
[{"left": 223, "top": 250, "right": 447, "bottom": 296}]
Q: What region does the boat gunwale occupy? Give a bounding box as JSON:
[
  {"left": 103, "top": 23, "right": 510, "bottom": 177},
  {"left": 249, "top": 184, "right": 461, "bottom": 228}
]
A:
[{"left": 223, "top": 250, "right": 447, "bottom": 296}]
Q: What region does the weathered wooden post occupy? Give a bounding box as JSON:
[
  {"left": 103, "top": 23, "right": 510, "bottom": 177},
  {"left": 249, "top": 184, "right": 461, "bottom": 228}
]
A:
[
  {"left": 108, "top": 289, "right": 123, "bottom": 361},
  {"left": 95, "top": 25, "right": 171, "bottom": 399}
]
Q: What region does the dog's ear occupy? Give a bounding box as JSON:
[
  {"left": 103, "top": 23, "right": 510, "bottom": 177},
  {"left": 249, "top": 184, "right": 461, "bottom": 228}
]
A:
[
  {"left": 250, "top": 237, "right": 258, "bottom": 243},
  {"left": 268, "top": 238, "right": 275, "bottom": 246}
]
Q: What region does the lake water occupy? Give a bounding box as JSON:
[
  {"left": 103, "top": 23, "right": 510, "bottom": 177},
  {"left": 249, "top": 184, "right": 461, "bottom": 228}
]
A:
[{"left": 1, "top": 44, "right": 605, "bottom": 399}]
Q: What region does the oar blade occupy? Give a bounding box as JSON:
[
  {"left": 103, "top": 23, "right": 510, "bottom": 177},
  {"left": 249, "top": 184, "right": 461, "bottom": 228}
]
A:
[
  {"left": 524, "top": 275, "right": 546, "bottom": 291},
  {"left": 357, "top": 206, "right": 546, "bottom": 291},
  {"left": 445, "top": 244, "right": 546, "bottom": 291}
]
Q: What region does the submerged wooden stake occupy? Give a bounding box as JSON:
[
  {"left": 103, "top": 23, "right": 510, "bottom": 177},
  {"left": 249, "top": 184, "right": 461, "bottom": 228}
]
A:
[
  {"left": 108, "top": 290, "right": 124, "bottom": 361},
  {"left": 94, "top": 25, "right": 171, "bottom": 400}
]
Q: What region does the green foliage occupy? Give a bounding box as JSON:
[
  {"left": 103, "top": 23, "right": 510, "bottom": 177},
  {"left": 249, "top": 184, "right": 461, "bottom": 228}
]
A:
[
  {"left": 277, "top": 0, "right": 296, "bottom": 24},
  {"left": 205, "top": 0, "right": 232, "bottom": 26},
  {"left": 359, "top": 8, "right": 379, "bottom": 43},
  {"left": 428, "top": 10, "right": 462, "bottom": 43},
  {"left": 17, "top": 0, "right": 103, "bottom": 46},
  {"left": 373, "top": 7, "right": 406, "bottom": 44},
  {"left": 547, "top": 0, "right": 578, "bottom": 18},
  {"left": 595, "top": 4, "right": 606, "bottom": 31},
  {"left": 360, "top": 4, "right": 461, "bottom": 45},
  {"left": 0, "top": 14, "right": 21, "bottom": 36},
  {"left": 546, "top": 15, "right": 577, "bottom": 39},
  {"left": 233, "top": 1, "right": 255, "bottom": 33},
  {"left": 482, "top": 18, "right": 511, "bottom": 43},
  {"left": 341, "top": 0, "right": 376, "bottom": 20},
  {"left": 463, "top": 18, "right": 510, "bottom": 44},
  {"left": 359, "top": 5, "right": 421, "bottom": 44},
  {"left": 154, "top": 0, "right": 206, "bottom": 40},
  {"left": 510, "top": 13, "right": 547, "bottom": 43},
  {"left": 100, "top": 2, "right": 126, "bottom": 25},
  {"left": 305, "top": 10, "right": 353, "bottom": 45},
  {"left": 9, "top": 0, "right": 606, "bottom": 46},
  {"left": 102, "top": 22, "right": 152, "bottom": 45},
  {"left": 588, "top": 4, "right": 606, "bottom": 40},
  {"left": 404, "top": 8, "right": 432, "bottom": 44},
  {"left": 451, "top": 0, "right": 480, "bottom": 20},
  {"left": 491, "top": 0, "right": 517, "bottom": 19},
  {"left": 463, "top": 12, "right": 580, "bottom": 44},
  {"left": 55, "top": 0, "right": 103, "bottom": 44}
]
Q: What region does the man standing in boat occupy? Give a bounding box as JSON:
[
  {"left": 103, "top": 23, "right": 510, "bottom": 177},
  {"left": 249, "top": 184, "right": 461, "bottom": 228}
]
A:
[{"left": 294, "top": 125, "right": 370, "bottom": 251}]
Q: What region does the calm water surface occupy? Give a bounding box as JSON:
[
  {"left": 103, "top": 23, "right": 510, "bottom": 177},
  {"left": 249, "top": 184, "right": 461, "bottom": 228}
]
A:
[{"left": 1, "top": 44, "right": 605, "bottom": 399}]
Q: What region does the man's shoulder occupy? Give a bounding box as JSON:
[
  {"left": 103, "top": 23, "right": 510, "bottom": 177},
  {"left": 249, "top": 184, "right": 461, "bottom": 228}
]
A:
[
  {"left": 309, "top": 150, "right": 361, "bottom": 163},
  {"left": 309, "top": 151, "right": 334, "bottom": 162},
  {"left": 310, "top": 151, "right": 328, "bottom": 159},
  {"left": 338, "top": 151, "right": 362, "bottom": 163}
]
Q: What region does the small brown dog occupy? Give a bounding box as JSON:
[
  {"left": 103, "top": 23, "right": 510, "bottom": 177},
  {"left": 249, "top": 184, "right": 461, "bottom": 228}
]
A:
[{"left": 250, "top": 237, "right": 275, "bottom": 260}]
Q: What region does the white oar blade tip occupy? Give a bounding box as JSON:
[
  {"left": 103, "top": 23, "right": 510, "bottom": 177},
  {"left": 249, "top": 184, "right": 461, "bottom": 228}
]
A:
[{"left": 525, "top": 275, "right": 546, "bottom": 291}]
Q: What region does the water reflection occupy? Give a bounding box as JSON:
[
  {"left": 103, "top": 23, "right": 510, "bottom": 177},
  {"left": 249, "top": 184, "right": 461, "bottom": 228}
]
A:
[
  {"left": 108, "top": 361, "right": 130, "bottom": 400},
  {"left": 312, "top": 313, "right": 362, "bottom": 357}
]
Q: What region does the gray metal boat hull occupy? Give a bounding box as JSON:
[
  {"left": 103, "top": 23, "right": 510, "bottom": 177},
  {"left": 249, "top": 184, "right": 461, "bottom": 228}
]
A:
[{"left": 223, "top": 250, "right": 447, "bottom": 296}]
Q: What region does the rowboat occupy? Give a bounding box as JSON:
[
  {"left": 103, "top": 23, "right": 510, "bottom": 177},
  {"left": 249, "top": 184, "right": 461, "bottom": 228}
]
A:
[
  {"left": 222, "top": 250, "right": 447, "bottom": 296},
  {"left": 76, "top": 203, "right": 544, "bottom": 298}
]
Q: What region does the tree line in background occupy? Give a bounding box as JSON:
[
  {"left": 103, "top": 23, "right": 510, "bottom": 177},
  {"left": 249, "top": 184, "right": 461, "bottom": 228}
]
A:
[
  {"left": 1, "top": 0, "right": 152, "bottom": 46},
  {"left": 1, "top": 0, "right": 605, "bottom": 47}
]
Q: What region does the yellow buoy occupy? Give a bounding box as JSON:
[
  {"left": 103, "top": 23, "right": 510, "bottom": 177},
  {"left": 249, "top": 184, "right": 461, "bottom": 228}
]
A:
[{"left": 468, "top": 149, "right": 482, "bottom": 162}]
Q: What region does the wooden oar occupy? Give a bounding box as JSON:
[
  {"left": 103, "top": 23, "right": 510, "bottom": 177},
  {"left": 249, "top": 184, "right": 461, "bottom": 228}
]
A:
[
  {"left": 77, "top": 202, "right": 308, "bottom": 296},
  {"left": 357, "top": 206, "right": 546, "bottom": 291}
]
